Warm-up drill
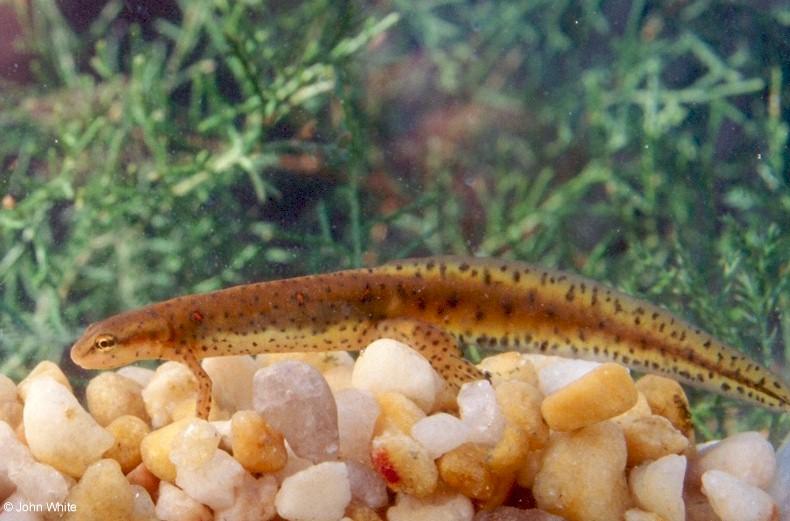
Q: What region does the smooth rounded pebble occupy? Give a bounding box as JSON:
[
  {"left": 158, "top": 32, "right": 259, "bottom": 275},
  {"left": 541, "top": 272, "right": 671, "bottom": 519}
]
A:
[
  {"left": 387, "top": 492, "right": 474, "bottom": 521},
  {"left": 155, "top": 481, "right": 212, "bottom": 521},
  {"left": 231, "top": 410, "right": 287, "bottom": 473},
  {"left": 374, "top": 392, "right": 426, "bottom": 435},
  {"left": 476, "top": 352, "right": 539, "bottom": 387},
  {"left": 116, "top": 366, "right": 156, "bottom": 388},
  {"left": 701, "top": 470, "right": 777, "bottom": 521},
  {"left": 253, "top": 361, "right": 339, "bottom": 462},
  {"left": 275, "top": 462, "right": 351, "bottom": 521},
  {"left": 86, "top": 372, "right": 149, "bottom": 426},
  {"left": 351, "top": 338, "right": 438, "bottom": 411},
  {"left": 142, "top": 362, "right": 198, "bottom": 428},
  {"left": 536, "top": 358, "right": 600, "bottom": 396},
  {"left": 202, "top": 355, "right": 257, "bottom": 412},
  {"left": 540, "top": 363, "right": 638, "bottom": 432},
  {"left": 346, "top": 460, "right": 388, "bottom": 509},
  {"left": 17, "top": 361, "right": 73, "bottom": 401},
  {"left": 140, "top": 418, "right": 194, "bottom": 482},
  {"left": 371, "top": 431, "right": 438, "bottom": 497},
  {"left": 214, "top": 473, "right": 277, "bottom": 521},
  {"left": 411, "top": 412, "right": 471, "bottom": 459},
  {"left": 494, "top": 380, "right": 548, "bottom": 449},
  {"left": 104, "top": 415, "right": 151, "bottom": 474},
  {"left": 458, "top": 380, "right": 506, "bottom": 446},
  {"left": 620, "top": 414, "right": 689, "bottom": 467},
  {"left": 0, "top": 420, "right": 70, "bottom": 507},
  {"left": 130, "top": 484, "right": 157, "bottom": 521},
  {"left": 23, "top": 377, "right": 114, "bottom": 478},
  {"left": 768, "top": 434, "right": 789, "bottom": 520},
  {"left": 624, "top": 510, "right": 664, "bottom": 521},
  {"left": 170, "top": 419, "right": 221, "bottom": 470},
  {"left": 693, "top": 431, "right": 776, "bottom": 488},
  {"left": 635, "top": 375, "right": 694, "bottom": 440},
  {"left": 335, "top": 388, "right": 380, "bottom": 464},
  {"left": 533, "top": 421, "right": 630, "bottom": 521},
  {"left": 64, "top": 459, "right": 134, "bottom": 521},
  {"left": 629, "top": 454, "right": 686, "bottom": 521}
]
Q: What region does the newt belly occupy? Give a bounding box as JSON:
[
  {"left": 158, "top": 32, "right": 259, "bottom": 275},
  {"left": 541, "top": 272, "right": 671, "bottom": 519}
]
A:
[{"left": 70, "top": 256, "right": 790, "bottom": 418}]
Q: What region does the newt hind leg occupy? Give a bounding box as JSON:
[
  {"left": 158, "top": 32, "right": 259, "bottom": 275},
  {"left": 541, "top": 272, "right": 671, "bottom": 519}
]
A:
[
  {"left": 376, "top": 318, "right": 485, "bottom": 392},
  {"left": 180, "top": 348, "right": 213, "bottom": 419}
]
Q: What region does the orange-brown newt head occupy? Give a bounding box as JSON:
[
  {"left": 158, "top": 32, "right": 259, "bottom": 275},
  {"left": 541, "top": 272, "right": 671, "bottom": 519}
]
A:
[{"left": 70, "top": 306, "right": 172, "bottom": 369}]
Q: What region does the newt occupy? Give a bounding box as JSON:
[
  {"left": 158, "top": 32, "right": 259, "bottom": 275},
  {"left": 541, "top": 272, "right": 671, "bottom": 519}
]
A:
[{"left": 71, "top": 256, "right": 790, "bottom": 418}]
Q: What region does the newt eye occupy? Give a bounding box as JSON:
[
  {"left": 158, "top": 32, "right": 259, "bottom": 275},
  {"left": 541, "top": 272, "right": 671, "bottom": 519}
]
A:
[{"left": 94, "top": 334, "right": 118, "bottom": 352}]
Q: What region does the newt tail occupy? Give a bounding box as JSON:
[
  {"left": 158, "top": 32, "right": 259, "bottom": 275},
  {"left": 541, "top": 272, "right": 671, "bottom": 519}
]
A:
[{"left": 71, "top": 256, "right": 790, "bottom": 417}]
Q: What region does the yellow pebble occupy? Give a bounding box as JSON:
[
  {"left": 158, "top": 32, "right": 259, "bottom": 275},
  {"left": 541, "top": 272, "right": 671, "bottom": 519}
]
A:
[
  {"left": 87, "top": 372, "right": 149, "bottom": 427},
  {"left": 478, "top": 352, "right": 539, "bottom": 387},
  {"left": 636, "top": 375, "right": 694, "bottom": 441},
  {"left": 541, "top": 363, "right": 638, "bottom": 432},
  {"left": 346, "top": 502, "right": 384, "bottom": 521},
  {"left": 104, "top": 415, "right": 151, "bottom": 474},
  {"left": 231, "top": 410, "right": 287, "bottom": 473},
  {"left": 620, "top": 414, "right": 690, "bottom": 467},
  {"left": 437, "top": 443, "right": 496, "bottom": 500},
  {"left": 139, "top": 418, "right": 193, "bottom": 481},
  {"left": 17, "top": 361, "right": 73, "bottom": 400},
  {"left": 64, "top": 459, "right": 135, "bottom": 521},
  {"left": 371, "top": 431, "right": 438, "bottom": 497},
  {"left": 495, "top": 380, "right": 548, "bottom": 449},
  {"left": 373, "top": 392, "right": 426, "bottom": 435},
  {"left": 488, "top": 423, "right": 531, "bottom": 476}
]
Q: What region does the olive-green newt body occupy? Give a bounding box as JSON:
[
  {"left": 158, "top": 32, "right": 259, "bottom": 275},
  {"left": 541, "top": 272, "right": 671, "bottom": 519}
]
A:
[{"left": 71, "top": 257, "right": 790, "bottom": 417}]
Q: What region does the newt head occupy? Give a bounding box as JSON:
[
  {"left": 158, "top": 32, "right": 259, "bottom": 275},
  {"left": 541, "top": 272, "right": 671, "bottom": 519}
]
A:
[{"left": 70, "top": 307, "right": 173, "bottom": 369}]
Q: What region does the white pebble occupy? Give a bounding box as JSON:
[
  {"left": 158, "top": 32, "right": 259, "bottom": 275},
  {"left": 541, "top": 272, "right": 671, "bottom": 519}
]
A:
[
  {"left": 174, "top": 449, "right": 246, "bottom": 511},
  {"left": 387, "top": 492, "right": 474, "bottom": 521},
  {"left": 253, "top": 362, "right": 339, "bottom": 462},
  {"left": 629, "top": 454, "right": 686, "bottom": 521},
  {"left": 768, "top": 434, "right": 790, "bottom": 520},
  {"left": 22, "top": 377, "right": 114, "bottom": 478},
  {"left": 537, "top": 358, "right": 601, "bottom": 395},
  {"left": 335, "top": 388, "right": 380, "bottom": 465},
  {"left": 411, "top": 413, "right": 471, "bottom": 459},
  {"left": 694, "top": 431, "right": 776, "bottom": 488},
  {"left": 351, "top": 338, "right": 438, "bottom": 411},
  {"left": 275, "top": 462, "right": 351, "bottom": 521},
  {"left": 702, "top": 470, "right": 777, "bottom": 521},
  {"left": 142, "top": 362, "right": 197, "bottom": 428},
  {"left": 202, "top": 355, "right": 258, "bottom": 412},
  {"left": 155, "top": 482, "right": 212, "bottom": 521},
  {"left": 214, "top": 473, "right": 277, "bottom": 521},
  {"left": 0, "top": 421, "right": 70, "bottom": 507},
  {"left": 170, "top": 419, "right": 221, "bottom": 470},
  {"left": 345, "top": 460, "right": 388, "bottom": 509},
  {"left": 116, "top": 366, "right": 155, "bottom": 388},
  {"left": 130, "top": 484, "right": 157, "bottom": 520},
  {"left": 457, "top": 381, "right": 505, "bottom": 445}
]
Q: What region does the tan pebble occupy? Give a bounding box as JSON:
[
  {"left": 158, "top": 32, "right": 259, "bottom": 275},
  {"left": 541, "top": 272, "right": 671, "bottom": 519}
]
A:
[
  {"left": 104, "top": 415, "right": 151, "bottom": 474},
  {"left": 87, "top": 372, "right": 149, "bottom": 426},
  {"left": 495, "top": 380, "right": 548, "bottom": 449},
  {"left": 476, "top": 472, "right": 517, "bottom": 511},
  {"left": 625, "top": 509, "right": 666, "bottom": 521},
  {"left": 515, "top": 448, "right": 544, "bottom": 489},
  {"left": 0, "top": 400, "right": 23, "bottom": 429},
  {"left": 488, "top": 423, "right": 531, "bottom": 476},
  {"left": 478, "top": 352, "right": 539, "bottom": 387},
  {"left": 621, "top": 414, "right": 689, "bottom": 467},
  {"left": 371, "top": 431, "right": 438, "bottom": 497},
  {"left": 540, "top": 363, "right": 638, "bottom": 432},
  {"left": 126, "top": 462, "right": 160, "bottom": 501},
  {"left": 613, "top": 392, "right": 652, "bottom": 424},
  {"left": 373, "top": 392, "right": 426, "bottom": 435},
  {"left": 231, "top": 410, "right": 287, "bottom": 473},
  {"left": 533, "top": 421, "right": 631, "bottom": 521},
  {"left": 64, "top": 459, "right": 135, "bottom": 521},
  {"left": 346, "top": 502, "right": 384, "bottom": 521},
  {"left": 438, "top": 443, "right": 496, "bottom": 500},
  {"left": 17, "top": 361, "right": 73, "bottom": 400},
  {"left": 139, "top": 418, "right": 193, "bottom": 481},
  {"left": 141, "top": 362, "right": 197, "bottom": 428},
  {"left": 629, "top": 454, "right": 686, "bottom": 521},
  {"left": 636, "top": 375, "right": 694, "bottom": 441},
  {"left": 324, "top": 364, "right": 354, "bottom": 392}
]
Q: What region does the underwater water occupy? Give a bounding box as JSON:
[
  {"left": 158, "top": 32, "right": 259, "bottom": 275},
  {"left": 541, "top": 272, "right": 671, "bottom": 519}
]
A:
[{"left": 0, "top": 0, "right": 789, "bottom": 443}]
